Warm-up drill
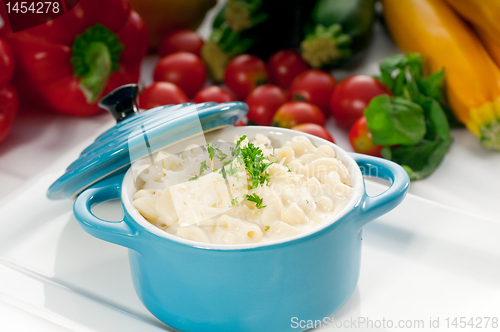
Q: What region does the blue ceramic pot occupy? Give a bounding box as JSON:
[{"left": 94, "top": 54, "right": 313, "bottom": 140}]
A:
[{"left": 73, "top": 126, "right": 409, "bottom": 332}]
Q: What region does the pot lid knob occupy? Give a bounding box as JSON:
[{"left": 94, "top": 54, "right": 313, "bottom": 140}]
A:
[{"left": 98, "top": 84, "right": 140, "bottom": 123}]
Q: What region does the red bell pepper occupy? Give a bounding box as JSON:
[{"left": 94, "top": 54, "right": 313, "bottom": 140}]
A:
[
  {"left": 0, "top": 0, "right": 148, "bottom": 116},
  {"left": 0, "top": 37, "right": 18, "bottom": 144}
]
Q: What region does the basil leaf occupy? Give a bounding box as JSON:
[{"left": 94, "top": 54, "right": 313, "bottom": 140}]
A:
[
  {"left": 417, "top": 96, "right": 451, "bottom": 140},
  {"left": 419, "top": 68, "right": 444, "bottom": 102},
  {"left": 365, "top": 95, "right": 427, "bottom": 146},
  {"left": 388, "top": 138, "right": 453, "bottom": 180}
]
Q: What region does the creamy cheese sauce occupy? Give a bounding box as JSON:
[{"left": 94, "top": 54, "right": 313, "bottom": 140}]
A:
[{"left": 132, "top": 134, "right": 353, "bottom": 244}]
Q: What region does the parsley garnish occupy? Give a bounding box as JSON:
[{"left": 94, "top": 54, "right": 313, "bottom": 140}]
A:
[
  {"left": 207, "top": 142, "right": 227, "bottom": 161},
  {"left": 306, "top": 200, "right": 309, "bottom": 204},
  {"left": 245, "top": 193, "right": 266, "bottom": 209},
  {"left": 231, "top": 198, "right": 238, "bottom": 206},
  {"left": 199, "top": 160, "right": 209, "bottom": 174},
  {"left": 265, "top": 226, "right": 270, "bottom": 231},
  {"left": 240, "top": 142, "right": 273, "bottom": 189},
  {"left": 286, "top": 165, "right": 292, "bottom": 172}
]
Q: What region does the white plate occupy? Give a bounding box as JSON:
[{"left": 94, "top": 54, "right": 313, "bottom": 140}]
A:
[{"left": 0, "top": 171, "right": 499, "bottom": 332}]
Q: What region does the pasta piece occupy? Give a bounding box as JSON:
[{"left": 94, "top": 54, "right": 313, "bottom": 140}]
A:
[
  {"left": 287, "top": 136, "right": 317, "bottom": 155},
  {"left": 281, "top": 203, "right": 307, "bottom": 225},
  {"left": 318, "top": 196, "right": 335, "bottom": 213},
  {"left": 156, "top": 189, "right": 179, "bottom": 226},
  {"left": 214, "top": 215, "right": 263, "bottom": 243},
  {"left": 266, "top": 221, "right": 300, "bottom": 238},
  {"left": 175, "top": 226, "right": 211, "bottom": 243},
  {"left": 133, "top": 189, "right": 153, "bottom": 200},
  {"left": 307, "top": 158, "right": 350, "bottom": 184},
  {"left": 134, "top": 196, "right": 159, "bottom": 221}
]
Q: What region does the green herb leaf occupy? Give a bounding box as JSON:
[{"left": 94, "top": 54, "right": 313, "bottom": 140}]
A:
[
  {"left": 265, "top": 226, "right": 270, "bottom": 231},
  {"left": 199, "top": 160, "right": 209, "bottom": 175},
  {"left": 245, "top": 193, "right": 266, "bottom": 209},
  {"left": 240, "top": 142, "right": 273, "bottom": 189},
  {"left": 231, "top": 198, "right": 238, "bottom": 206},
  {"left": 365, "top": 95, "right": 426, "bottom": 146},
  {"left": 387, "top": 138, "right": 453, "bottom": 180},
  {"left": 368, "top": 53, "right": 455, "bottom": 181}
]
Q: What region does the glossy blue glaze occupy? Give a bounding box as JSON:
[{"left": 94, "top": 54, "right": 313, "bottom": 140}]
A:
[
  {"left": 73, "top": 152, "right": 409, "bottom": 332},
  {"left": 47, "top": 102, "right": 247, "bottom": 200}
]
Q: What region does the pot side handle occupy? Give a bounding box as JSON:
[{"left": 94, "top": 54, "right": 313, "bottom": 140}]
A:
[
  {"left": 350, "top": 153, "right": 410, "bottom": 228},
  {"left": 73, "top": 174, "right": 139, "bottom": 250}
]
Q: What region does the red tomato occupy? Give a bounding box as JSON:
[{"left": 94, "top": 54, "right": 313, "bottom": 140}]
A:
[
  {"left": 272, "top": 101, "right": 326, "bottom": 128},
  {"left": 159, "top": 30, "right": 205, "bottom": 57},
  {"left": 268, "top": 49, "right": 309, "bottom": 90},
  {"left": 153, "top": 52, "right": 206, "bottom": 98},
  {"left": 0, "top": 84, "right": 19, "bottom": 143},
  {"left": 290, "top": 70, "right": 337, "bottom": 115},
  {"left": 224, "top": 54, "right": 268, "bottom": 100},
  {"left": 330, "top": 75, "right": 392, "bottom": 128},
  {"left": 245, "top": 84, "right": 288, "bottom": 126},
  {"left": 349, "top": 116, "right": 383, "bottom": 157},
  {"left": 291, "top": 123, "right": 335, "bottom": 143},
  {"left": 193, "top": 86, "right": 235, "bottom": 104},
  {"left": 0, "top": 39, "right": 15, "bottom": 85},
  {"left": 235, "top": 119, "right": 247, "bottom": 127},
  {"left": 138, "top": 82, "right": 189, "bottom": 110}
]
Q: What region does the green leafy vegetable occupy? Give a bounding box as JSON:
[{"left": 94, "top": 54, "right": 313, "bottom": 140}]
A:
[
  {"left": 366, "top": 53, "right": 454, "bottom": 180},
  {"left": 265, "top": 226, "right": 270, "bottom": 231},
  {"left": 365, "top": 95, "right": 426, "bottom": 146},
  {"left": 231, "top": 198, "right": 238, "bottom": 206}
]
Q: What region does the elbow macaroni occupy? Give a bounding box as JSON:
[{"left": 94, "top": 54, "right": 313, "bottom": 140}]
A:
[{"left": 132, "top": 135, "right": 353, "bottom": 245}]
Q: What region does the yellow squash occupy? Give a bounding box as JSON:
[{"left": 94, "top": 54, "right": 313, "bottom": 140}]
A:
[
  {"left": 443, "top": 0, "right": 500, "bottom": 41},
  {"left": 442, "top": 0, "right": 500, "bottom": 69},
  {"left": 382, "top": 0, "right": 500, "bottom": 150},
  {"left": 475, "top": 28, "right": 500, "bottom": 69}
]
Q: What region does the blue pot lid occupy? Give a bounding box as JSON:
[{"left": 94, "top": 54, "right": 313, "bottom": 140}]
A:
[{"left": 47, "top": 84, "right": 248, "bottom": 200}]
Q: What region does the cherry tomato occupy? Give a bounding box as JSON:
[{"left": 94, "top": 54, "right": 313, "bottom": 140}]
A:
[
  {"left": 291, "top": 123, "right": 335, "bottom": 143},
  {"left": 349, "top": 116, "right": 383, "bottom": 157},
  {"left": 245, "top": 84, "right": 288, "bottom": 126},
  {"left": 153, "top": 52, "right": 206, "bottom": 98},
  {"left": 235, "top": 119, "right": 247, "bottom": 127},
  {"left": 138, "top": 82, "right": 189, "bottom": 110},
  {"left": 193, "top": 86, "right": 235, "bottom": 104},
  {"left": 330, "top": 75, "right": 392, "bottom": 128},
  {"left": 272, "top": 101, "right": 325, "bottom": 128},
  {"left": 159, "top": 30, "right": 205, "bottom": 57},
  {"left": 0, "top": 39, "right": 15, "bottom": 85},
  {"left": 290, "top": 70, "right": 337, "bottom": 115},
  {"left": 0, "top": 84, "right": 19, "bottom": 144},
  {"left": 268, "top": 49, "right": 309, "bottom": 90},
  {"left": 224, "top": 54, "right": 268, "bottom": 100}
]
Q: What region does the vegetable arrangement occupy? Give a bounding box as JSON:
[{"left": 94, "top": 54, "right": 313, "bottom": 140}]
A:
[
  {"left": 202, "top": 0, "right": 376, "bottom": 81},
  {"left": 382, "top": 0, "right": 500, "bottom": 151},
  {"left": 365, "top": 54, "right": 452, "bottom": 180},
  {"left": 138, "top": 2, "right": 456, "bottom": 181},
  {"left": 0, "top": 0, "right": 148, "bottom": 116},
  {"left": 1, "top": 0, "right": 497, "bottom": 180}
]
